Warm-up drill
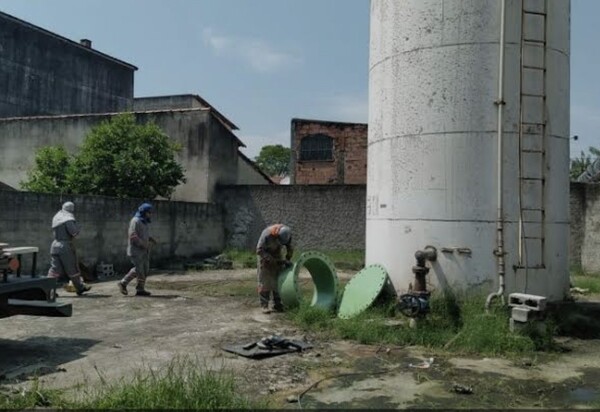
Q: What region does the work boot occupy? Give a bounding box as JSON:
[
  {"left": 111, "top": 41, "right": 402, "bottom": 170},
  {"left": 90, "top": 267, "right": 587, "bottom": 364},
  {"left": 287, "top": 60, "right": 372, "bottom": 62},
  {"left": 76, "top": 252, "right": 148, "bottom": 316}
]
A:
[
  {"left": 136, "top": 289, "right": 152, "bottom": 297},
  {"left": 118, "top": 281, "right": 128, "bottom": 296},
  {"left": 76, "top": 284, "right": 92, "bottom": 296},
  {"left": 259, "top": 291, "right": 270, "bottom": 308},
  {"left": 273, "top": 292, "right": 283, "bottom": 312}
]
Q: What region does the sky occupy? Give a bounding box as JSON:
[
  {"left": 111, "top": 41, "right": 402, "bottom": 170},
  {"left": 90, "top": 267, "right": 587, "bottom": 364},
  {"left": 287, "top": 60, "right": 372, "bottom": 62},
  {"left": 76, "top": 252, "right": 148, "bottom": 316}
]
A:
[{"left": 0, "top": 0, "right": 597, "bottom": 159}]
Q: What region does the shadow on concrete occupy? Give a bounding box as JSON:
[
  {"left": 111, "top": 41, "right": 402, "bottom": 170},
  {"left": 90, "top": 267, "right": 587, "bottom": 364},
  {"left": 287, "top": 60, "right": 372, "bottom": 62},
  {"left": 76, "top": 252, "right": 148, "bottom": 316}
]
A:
[
  {"left": 143, "top": 294, "right": 182, "bottom": 300},
  {"left": 56, "top": 294, "right": 112, "bottom": 299},
  {"left": 0, "top": 336, "right": 100, "bottom": 382}
]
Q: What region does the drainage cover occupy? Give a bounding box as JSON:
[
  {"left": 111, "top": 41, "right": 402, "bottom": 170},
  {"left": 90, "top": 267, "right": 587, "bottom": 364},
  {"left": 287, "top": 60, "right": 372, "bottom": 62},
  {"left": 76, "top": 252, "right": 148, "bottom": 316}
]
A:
[
  {"left": 278, "top": 251, "right": 339, "bottom": 311},
  {"left": 337, "top": 264, "right": 392, "bottom": 319}
]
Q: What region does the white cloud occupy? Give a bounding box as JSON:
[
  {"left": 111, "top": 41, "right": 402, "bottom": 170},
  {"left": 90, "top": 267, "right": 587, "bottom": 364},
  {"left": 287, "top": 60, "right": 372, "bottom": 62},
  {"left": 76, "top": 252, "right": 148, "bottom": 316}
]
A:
[{"left": 202, "top": 28, "right": 301, "bottom": 73}]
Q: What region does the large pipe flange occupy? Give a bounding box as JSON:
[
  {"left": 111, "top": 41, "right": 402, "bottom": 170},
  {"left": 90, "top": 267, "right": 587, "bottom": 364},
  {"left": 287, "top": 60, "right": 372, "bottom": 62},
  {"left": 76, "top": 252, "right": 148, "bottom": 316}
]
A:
[{"left": 277, "top": 251, "right": 339, "bottom": 311}]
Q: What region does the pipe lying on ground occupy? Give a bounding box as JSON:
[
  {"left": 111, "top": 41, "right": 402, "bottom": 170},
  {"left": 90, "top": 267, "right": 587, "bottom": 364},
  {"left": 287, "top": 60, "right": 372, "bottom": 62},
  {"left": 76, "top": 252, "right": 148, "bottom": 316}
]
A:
[{"left": 277, "top": 251, "right": 339, "bottom": 311}]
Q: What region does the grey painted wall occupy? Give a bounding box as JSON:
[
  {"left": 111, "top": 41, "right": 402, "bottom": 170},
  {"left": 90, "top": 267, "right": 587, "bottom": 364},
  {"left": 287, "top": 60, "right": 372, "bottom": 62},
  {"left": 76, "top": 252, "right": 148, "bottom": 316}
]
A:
[
  {"left": 0, "top": 109, "right": 240, "bottom": 202},
  {"left": 0, "top": 190, "right": 224, "bottom": 274},
  {"left": 574, "top": 183, "right": 600, "bottom": 273},
  {"left": 0, "top": 12, "right": 135, "bottom": 117},
  {"left": 570, "top": 183, "right": 585, "bottom": 270},
  {"left": 0, "top": 182, "right": 598, "bottom": 275},
  {"left": 217, "top": 185, "right": 367, "bottom": 251}
]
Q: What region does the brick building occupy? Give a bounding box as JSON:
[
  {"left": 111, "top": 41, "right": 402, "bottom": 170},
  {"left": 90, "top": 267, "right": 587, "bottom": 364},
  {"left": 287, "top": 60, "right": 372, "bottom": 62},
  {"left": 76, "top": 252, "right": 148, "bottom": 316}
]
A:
[{"left": 290, "top": 118, "right": 368, "bottom": 184}]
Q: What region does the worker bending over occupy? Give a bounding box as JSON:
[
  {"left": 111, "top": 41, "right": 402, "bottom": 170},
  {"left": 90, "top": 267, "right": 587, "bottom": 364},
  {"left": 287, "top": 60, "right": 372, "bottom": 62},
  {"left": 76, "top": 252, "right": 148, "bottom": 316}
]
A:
[{"left": 256, "top": 223, "right": 293, "bottom": 313}]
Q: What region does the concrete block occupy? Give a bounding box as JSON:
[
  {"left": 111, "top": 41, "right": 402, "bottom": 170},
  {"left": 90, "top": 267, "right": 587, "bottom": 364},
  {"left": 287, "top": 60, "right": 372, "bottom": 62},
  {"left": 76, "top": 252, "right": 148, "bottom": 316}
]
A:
[
  {"left": 508, "top": 293, "right": 547, "bottom": 311},
  {"left": 509, "top": 318, "right": 526, "bottom": 333},
  {"left": 510, "top": 318, "right": 548, "bottom": 335},
  {"left": 512, "top": 306, "right": 533, "bottom": 322}
]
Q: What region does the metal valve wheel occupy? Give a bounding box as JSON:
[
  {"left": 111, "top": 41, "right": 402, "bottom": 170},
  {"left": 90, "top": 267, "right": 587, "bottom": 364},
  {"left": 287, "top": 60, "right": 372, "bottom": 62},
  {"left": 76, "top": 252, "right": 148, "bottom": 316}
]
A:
[{"left": 397, "top": 293, "right": 429, "bottom": 318}]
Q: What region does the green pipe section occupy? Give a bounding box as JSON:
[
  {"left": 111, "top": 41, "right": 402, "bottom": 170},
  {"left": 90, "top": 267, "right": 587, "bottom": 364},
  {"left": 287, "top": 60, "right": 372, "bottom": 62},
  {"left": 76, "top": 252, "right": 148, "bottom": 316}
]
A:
[{"left": 277, "top": 251, "right": 339, "bottom": 311}]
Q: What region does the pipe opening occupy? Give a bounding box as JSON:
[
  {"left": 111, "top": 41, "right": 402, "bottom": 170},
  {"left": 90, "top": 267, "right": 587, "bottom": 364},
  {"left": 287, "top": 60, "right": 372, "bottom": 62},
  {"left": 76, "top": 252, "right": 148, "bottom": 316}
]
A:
[{"left": 278, "top": 251, "right": 339, "bottom": 311}]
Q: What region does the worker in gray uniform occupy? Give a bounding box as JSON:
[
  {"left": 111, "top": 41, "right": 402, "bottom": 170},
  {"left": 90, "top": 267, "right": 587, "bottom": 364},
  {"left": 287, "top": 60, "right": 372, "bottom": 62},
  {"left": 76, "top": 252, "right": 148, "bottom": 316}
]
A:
[
  {"left": 46, "top": 201, "right": 91, "bottom": 296},
  {"left": 256, "top": 224, "right": 293, "bottom": 313},
  {"left": 118, "top": 203, "right": 156, "bottom": 296}
]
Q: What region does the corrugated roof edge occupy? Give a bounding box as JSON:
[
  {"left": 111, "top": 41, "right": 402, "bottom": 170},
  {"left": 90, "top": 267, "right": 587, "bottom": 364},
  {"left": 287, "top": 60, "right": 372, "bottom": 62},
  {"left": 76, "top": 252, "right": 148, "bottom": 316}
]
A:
[{"left": 0, "top": 10, "right": 138, "bottom": 70}]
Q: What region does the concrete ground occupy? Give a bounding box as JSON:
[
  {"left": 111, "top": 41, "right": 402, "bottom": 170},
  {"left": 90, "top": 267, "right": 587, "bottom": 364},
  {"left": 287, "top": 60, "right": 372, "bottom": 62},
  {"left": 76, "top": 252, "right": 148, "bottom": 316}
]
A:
[{"left": 2, "top": 269, "right": 600, "bottom": 409}]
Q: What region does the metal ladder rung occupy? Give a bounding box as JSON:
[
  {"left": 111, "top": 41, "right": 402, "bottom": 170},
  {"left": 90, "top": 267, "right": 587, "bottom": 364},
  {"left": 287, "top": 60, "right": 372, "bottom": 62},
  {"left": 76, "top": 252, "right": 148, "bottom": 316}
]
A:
[
  {"left": 521, "top": 93, "right": 546, "bottom": 98},
  {"left": 523, "top": 39, "right": 546, "bottom": 45},
  {"left": 523, "top": 10, "right": 547, "bottom": 17},
  {"left": 523, "top": 65, "right": 546, "bottom": 71},
  {"left": 519, "top": 2, "right": 547, "bottom": 266}
]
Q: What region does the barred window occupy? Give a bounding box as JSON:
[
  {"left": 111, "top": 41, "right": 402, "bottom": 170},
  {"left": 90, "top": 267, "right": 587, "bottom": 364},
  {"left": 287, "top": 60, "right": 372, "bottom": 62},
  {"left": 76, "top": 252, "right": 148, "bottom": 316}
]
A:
[{"left": 299, "top": 134, "right": 333, "bottom": 161}]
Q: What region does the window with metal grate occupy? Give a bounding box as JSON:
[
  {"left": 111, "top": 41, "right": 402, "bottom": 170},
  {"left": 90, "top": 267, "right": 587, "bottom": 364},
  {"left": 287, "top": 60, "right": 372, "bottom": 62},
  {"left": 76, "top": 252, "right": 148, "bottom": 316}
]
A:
[{"left": 299, "top": 134, "right": 333, "bottom": 161}]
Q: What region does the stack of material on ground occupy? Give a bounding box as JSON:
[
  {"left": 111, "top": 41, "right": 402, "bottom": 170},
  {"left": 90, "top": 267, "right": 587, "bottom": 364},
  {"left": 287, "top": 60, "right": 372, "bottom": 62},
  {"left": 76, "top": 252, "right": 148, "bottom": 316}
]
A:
[
  {"left": 96, "top": 262, "right": 115, "bottom": 279},
  {"left": 508, "top": 293, "right": 547, "bottom": 333}
]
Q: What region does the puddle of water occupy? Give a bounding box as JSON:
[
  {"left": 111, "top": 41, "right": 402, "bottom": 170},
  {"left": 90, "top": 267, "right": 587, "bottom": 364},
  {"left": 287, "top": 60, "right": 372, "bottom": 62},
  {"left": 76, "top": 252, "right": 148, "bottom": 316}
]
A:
[{"left": 569, "top": 387, "right": 599, "bottom": 403}]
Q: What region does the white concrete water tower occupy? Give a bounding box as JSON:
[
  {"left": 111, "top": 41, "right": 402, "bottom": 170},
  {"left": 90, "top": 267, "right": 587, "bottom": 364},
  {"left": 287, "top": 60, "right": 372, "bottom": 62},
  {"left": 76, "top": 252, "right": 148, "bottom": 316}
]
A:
[{"left": 366, "top": 0, "right": 570, "bottom": 301}]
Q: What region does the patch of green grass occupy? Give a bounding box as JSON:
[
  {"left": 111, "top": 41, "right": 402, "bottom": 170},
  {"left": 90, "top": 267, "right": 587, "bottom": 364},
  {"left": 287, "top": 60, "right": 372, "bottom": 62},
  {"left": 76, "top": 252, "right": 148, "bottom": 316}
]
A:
[
  {"left": 223, "top": 249, "right": 257, "bottom": 269},
  {"left": 287, "top": 293, "right": 553, "bottom": 356},
  {"left": 321, "top": 250, "right": 365, "bottom": 271},
  {"left": 0, "top": 380, "right": 67, "bottom": 409},
  {"left": 81, "top": 358, "right": 263, "bottom": 409},
  {"left": 0, "top": 359, "right": 265, "bottom": 410},
  {"left": 571, "top": 274, "right": 600, "bottom": 293},
  {"left": 223, "top": 248, "right": 365, "bottom": 272}
]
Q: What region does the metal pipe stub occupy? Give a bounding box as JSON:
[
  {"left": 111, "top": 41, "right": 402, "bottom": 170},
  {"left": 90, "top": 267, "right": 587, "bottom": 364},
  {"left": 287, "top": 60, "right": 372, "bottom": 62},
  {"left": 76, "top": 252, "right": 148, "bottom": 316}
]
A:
[{"left": 277, "top": 251, "right": 339, "bottom": 311}]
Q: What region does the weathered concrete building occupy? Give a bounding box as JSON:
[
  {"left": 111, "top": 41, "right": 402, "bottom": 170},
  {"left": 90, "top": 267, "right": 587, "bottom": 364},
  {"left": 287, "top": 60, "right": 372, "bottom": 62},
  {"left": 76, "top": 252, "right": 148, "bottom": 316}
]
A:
[
  {"left": 290, "top": 118, "right": 368, "bottom": 184},
  {"left": 0, "top": 11, "right": 270, "bottom": 201},
  {"left": 0, "top": 11, "right": 136, "bottom": 117},
  {"left": 0, "top": 108, "right": 249, "bottom": 202},
  {"left": 236, "top": 152, "right": 273, "bottom": 185},
  {"left": 133, "top": 94, "right": 272, "bottom": 187}
]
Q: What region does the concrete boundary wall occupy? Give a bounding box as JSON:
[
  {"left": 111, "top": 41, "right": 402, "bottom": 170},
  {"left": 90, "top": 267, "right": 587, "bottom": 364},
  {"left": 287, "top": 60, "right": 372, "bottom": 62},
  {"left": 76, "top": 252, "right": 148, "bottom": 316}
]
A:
[
  {"left": 0, "top": 190, "right": 224, "bottom": 274},
  {"left": 1, "top": 182, "right": 599, "bottom": 275},
  {"left": 573, "top": 182, "right": 600, "bottom": 273},
  {"left": 218, "top": 183, "right": 597, "bottom": 275},
  {"left": 217, "top": 185, "right": 366, "bottom": 251}
]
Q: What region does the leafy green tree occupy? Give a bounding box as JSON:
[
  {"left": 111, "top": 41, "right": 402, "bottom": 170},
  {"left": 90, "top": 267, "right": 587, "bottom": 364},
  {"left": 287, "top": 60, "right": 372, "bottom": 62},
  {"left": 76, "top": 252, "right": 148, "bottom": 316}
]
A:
[
  {"left": 22, "top": 114, "right": 186, "bottom": 199},
  {"left": 21, "top": 145, "right": 71, "bottom": 193},
  {"left": 254, "top": 144, "right": 291, "bottom": 177},
  {"left": 570, "top": 146, "right": 600, "bottom": 181}
]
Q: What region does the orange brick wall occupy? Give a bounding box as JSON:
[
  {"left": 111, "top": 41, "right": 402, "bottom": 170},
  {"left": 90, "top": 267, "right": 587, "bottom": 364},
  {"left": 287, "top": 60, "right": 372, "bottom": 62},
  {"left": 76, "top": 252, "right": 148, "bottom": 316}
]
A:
[{"left": 291, "top": 119, "right": 368, "bottom": 184}]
